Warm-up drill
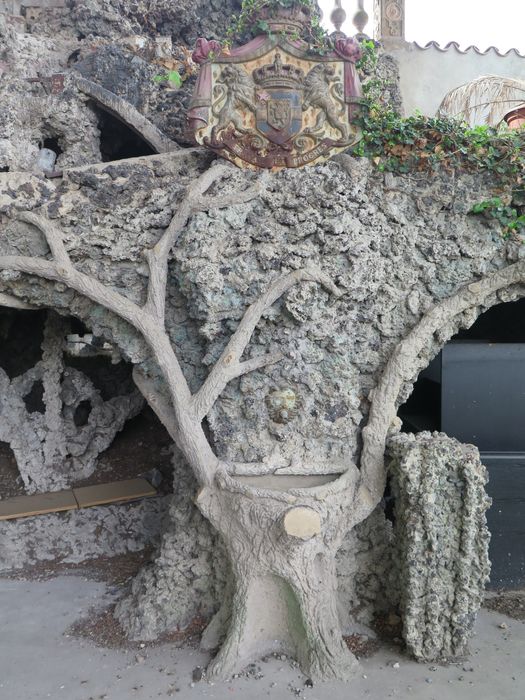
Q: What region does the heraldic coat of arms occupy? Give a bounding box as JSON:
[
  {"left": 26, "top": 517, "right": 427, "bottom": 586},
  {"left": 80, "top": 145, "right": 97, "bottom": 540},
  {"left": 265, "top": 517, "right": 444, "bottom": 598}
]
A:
[{"left": 188, "top": 4, "right": 363, "bottom": 170}]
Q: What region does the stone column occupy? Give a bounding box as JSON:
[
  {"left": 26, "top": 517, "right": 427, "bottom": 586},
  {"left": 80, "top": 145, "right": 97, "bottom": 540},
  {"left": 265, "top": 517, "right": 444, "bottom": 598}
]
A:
[{"left": 374, "top": 0, "right": 405, "bottom": 43}]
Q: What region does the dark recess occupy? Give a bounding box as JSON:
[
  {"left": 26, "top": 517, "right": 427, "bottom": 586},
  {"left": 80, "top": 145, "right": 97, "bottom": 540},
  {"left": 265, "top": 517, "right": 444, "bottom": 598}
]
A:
[
  {"left": 67, "top": 355, "right": 135, "bottom": 400},
  {"left": 23, "top": 380, "right": 46, "bottom": 414},
  {"left": 95, "top": 106, "right": 156, "bottom": 162},
  {"left": 396, "top": 298, "right": 525, "bottom": 589},
  {"left": 42, "top": 136, "right": 64, "bottom": 157},
  {"left": 0, "top": 309, "right": 47, "bottom": 378},
  {"left": 74, "top": 399, "right": 93, "bottom": 427},
  {"left": 398, "top": 297, "right": 525, "bottom": 433}
]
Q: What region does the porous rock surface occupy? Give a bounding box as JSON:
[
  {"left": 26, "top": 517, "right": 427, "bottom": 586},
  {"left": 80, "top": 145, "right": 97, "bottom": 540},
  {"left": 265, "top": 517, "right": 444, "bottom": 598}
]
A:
[
  {"left": 0, "top": 150, "right": 507, "bottom": 641},
  {"left": 387, "top": 432, "right": 491, "bottom": 661},
  {"left": 115, "top": 450, "right": 228, "bottom": 640},
  {"left": 69, "top": 0, "right": 241, "bottom": 45},
  {"left": 171, "top": 155, "right": 514, "bottom": 473},
  {"left": 0, "top": 12, "right": 102, "bottom": 171},
  {"left": 0, "top": 0, "right": 244, "bottom": 163}
]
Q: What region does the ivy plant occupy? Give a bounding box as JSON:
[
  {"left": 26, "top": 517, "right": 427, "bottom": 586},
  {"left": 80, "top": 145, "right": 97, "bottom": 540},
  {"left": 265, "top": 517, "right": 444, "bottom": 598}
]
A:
[
  {"left": 471, "top": 198, "right": 525, "bottom": 239},
  {"left": 153, "top": 70, "right": 183, "bottom": 89},
  {"left": 351, "top": 41, "right": 525, "bottom": 240}
]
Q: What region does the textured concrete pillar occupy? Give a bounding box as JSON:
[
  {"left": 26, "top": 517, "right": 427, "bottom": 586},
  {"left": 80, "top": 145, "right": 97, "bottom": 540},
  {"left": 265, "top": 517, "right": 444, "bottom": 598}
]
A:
[{"left": 374, "top": 0, "right": 405, "bottom": 42}]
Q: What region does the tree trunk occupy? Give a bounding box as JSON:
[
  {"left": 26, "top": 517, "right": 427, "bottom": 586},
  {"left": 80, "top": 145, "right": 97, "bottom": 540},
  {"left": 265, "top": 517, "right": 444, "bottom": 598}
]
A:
[{"left": 196, "top": 472, "right": 358, "bottom": 681}]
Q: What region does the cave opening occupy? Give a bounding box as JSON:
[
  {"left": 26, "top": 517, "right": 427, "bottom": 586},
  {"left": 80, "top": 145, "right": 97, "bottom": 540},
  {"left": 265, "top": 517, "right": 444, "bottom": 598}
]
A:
[
  {"left": 94, "top": 106, "right": 156, "bottom": 162},
  {"left": 23, "top": 379, "right": 46, "bottom": 414},
  {"left": 73, "top": 399, "right": 93, "bottom": 427},
  {"left": 398, "top": 297, "right": 525, "bottom": 439},
  {"left": 0, "top": 308, "right": 47, "bottom": 378},
  {"left": 64, "top": 340, "right": 173, "bottom": 489},
  {"left": 0, "top": 308, "right": 173, "bottom": 497},
  {"left": 42, "top": 136, "right": 64, "bottom": 158},
  {"left": 84, "top": 405, "right": 175, "bottom": 494}
]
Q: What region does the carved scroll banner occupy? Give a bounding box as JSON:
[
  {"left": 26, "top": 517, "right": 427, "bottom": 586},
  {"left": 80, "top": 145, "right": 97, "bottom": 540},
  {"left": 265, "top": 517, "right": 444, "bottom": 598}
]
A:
[{"left": 188, "top": 35, "right": 363, "bottom": 171}]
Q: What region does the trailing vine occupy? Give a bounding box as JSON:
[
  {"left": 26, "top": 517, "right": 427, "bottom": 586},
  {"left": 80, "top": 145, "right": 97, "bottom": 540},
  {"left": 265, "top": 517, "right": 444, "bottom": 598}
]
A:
[{"left": 352, "top": 42, "right": 525, "bottom": 240}]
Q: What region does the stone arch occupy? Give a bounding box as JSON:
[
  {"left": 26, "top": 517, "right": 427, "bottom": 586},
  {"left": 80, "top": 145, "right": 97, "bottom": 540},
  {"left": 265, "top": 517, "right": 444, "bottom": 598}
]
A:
[
  {"left": 0, "top": 293, "right": 36, "bottom": 311},
  {"left": 361, "top": 259, "right": 525, "bottom": 494},
  {"left": 74, "top": 76, "right": 179, "bottom": 155}
]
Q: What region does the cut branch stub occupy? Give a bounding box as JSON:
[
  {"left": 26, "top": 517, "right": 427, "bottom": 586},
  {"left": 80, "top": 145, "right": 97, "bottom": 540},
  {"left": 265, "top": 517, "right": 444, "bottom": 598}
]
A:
[{"left": 283, "top": 507, "right": 322, "bottom": 540}]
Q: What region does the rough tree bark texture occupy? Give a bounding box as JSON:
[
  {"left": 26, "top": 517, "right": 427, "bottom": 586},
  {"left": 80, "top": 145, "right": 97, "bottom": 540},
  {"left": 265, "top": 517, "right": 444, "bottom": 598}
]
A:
[
  {"left": 115, "top": 488, "right": 394, "bottom": 643},
  {"left": 387, "top": 432, "right": 491, "bottom": 661},
  {"left": 196, "top": 470, "right": 361, "bottom": 681}
]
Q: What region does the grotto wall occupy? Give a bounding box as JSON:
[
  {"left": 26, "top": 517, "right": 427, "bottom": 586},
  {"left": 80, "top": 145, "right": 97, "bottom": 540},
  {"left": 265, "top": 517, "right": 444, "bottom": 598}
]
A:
[
  {"left": 0, "top": 0, "right": 244, "bottom": 172},
  {"left": 0, "top": 149, "right": 513, "bottom": 639},
  {"left": 0, "top": 0, "right": 402, "bottom": 167},
  {"left": 0, "top": 307, "right": 144, "bottom": 493},
  {"left": 0, "top": 0, "right": 501, "bottom": 677}
]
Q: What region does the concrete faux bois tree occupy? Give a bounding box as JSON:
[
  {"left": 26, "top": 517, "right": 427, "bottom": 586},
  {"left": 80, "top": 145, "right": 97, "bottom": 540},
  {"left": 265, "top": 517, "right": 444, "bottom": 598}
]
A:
[{"left": 0, "top": 153, "right": 394, "bottom": 679}]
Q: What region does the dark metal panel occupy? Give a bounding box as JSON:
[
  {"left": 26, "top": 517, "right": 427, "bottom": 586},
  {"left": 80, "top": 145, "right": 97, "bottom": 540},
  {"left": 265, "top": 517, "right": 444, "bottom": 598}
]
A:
[
  {"left": 442, "top": 343, "right": 525, "bottom": 452},
  {"left": 483, "top": 457, "right": 525, "bottom": 589}
]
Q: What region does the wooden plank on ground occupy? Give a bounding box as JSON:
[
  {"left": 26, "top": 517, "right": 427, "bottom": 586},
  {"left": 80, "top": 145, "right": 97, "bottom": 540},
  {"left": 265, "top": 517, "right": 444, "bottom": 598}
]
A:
[
  {"left": 0, "top": 490, "right": 78, "bottom": 521},
  {"left": 73, "top": 478, "right": 157, "bottom": 509}
]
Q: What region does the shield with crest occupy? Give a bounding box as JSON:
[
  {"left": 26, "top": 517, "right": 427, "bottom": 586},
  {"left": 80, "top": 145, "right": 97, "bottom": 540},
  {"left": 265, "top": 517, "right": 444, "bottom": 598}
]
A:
[
  {"left": 268, "top": 97, "right": 290, "bottom": 130},
  {"left": 256, "top": 88, "right": 302, "bottom": 145},
  {"left": 188, "top": 34, "right": 363, "bottom": 170}
]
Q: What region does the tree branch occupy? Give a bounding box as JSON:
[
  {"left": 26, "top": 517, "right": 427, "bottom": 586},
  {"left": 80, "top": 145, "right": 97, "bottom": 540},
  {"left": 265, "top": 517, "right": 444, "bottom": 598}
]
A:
[
  {"left": 18, "top": 211, "right": 72, "bottom": 269},
  {"left": 2, "top": 185, "right": 336, "bottom": 488},
  {"left": 192, "top": 266, "right": 342, "bottom": 420},
  {"left": 143, "top": 198, "right": 192, "bottom": 321},
  {"left": 144, "top": 162, "right": 233, "bottom": 319},
  {"left": 132, "top": 366, "right": 179, "bottom": 441},
  {"left": 143, "top": 162, "right": 266, "bottom": 322},
  {"left": 237, "top": 351, "right": 284, "bottom": 376},
  {"left": 0, "top": 214, "right": 220, "bottom": 487}
]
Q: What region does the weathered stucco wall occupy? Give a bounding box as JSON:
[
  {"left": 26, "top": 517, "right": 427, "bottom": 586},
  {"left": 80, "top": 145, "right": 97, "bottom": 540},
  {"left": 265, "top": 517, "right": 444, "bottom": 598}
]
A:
[{"left": 388, "top": 41, "right": 525, "bottom": 117}]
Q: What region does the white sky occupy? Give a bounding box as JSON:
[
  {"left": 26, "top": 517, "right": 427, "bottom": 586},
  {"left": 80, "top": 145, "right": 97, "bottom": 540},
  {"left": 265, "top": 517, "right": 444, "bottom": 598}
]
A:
[{"left": 319, "top": 0, "right": 525, "bottom": 53}]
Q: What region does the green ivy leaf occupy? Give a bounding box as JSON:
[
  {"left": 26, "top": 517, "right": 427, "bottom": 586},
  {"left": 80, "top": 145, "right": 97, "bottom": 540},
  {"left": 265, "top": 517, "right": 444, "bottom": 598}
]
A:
[{"left": 167, "top": 70, "right": 183, "bottom": 88}]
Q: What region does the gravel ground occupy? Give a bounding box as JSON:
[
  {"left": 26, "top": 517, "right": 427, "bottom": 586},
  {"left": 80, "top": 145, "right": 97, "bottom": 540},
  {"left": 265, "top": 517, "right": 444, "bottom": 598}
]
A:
[
  {"left": 485, "top": 592, "right": 525, "bottom": 622},
  {"left": 0, "top": 575, "right": 524, "bottom": 700}
]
